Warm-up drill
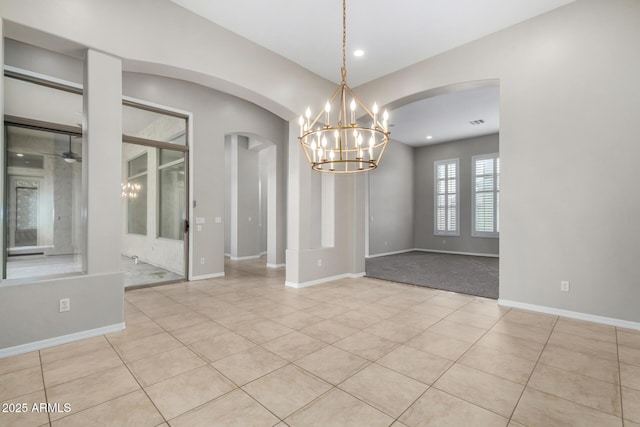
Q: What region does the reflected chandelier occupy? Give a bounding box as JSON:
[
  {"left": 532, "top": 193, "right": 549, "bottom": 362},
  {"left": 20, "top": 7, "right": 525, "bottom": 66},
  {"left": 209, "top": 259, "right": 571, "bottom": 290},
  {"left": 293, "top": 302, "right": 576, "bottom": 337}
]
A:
[{"left": 298, "top": 0, "right": 390, "bottom": 173}]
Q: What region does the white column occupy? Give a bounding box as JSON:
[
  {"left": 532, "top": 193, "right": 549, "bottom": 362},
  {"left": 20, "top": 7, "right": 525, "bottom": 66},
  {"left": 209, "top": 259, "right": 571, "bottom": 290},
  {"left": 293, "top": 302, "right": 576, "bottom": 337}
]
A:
[
  {"left": 229, "top": 135, "right": 239, "bottom": 259},
  {"left": 286, "top": 120, "right": 311, "bottom": 284},
  {"left": 83, "top": 49, "right": 122, "bottom": 274},
  {"left": 266, "top": 145, "right": 279, "bottom": 267},
  {"left": 273, "top": 129, "right": 287, "bottom": 266}
]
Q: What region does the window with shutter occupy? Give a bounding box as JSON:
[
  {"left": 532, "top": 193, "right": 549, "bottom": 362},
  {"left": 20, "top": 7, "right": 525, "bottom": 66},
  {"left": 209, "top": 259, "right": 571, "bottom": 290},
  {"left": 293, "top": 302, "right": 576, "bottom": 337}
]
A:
[
  {"left": 434, "top": 158, "right": 459, "bottom": 236},
  {"left": 472, "top": 153, "right": 499, "bottom": 238}
]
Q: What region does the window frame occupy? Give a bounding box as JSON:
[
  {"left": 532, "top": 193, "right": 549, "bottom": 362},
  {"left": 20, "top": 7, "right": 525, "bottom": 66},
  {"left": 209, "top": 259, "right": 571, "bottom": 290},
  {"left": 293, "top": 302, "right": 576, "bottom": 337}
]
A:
[
  {"left": 157, "top": 150, "right": 185, "bottom": 241},
  {"left": 126, "top": 152, "right": 148, "bottom": 236},
  {"left": 472, "top": 152, "right": 500, "bottom": 238},
  {"left": 434, "top": 158, "right": 460, "bottom": 236},
  {"left": 3, "top": 68, "right": 86, "bottom": 282}
]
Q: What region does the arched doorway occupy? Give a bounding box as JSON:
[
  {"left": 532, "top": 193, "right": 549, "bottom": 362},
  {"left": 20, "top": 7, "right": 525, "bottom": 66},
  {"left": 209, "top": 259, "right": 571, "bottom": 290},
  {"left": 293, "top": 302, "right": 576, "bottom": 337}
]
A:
[{"left": 224, "top": 133, "right": 280, "bottom": 268}]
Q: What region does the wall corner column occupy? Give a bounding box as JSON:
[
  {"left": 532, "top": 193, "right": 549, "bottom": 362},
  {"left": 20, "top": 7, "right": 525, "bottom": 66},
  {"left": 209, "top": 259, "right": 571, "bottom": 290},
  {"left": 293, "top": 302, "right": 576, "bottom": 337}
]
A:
[{"left": 83, "top": 49, "right": 122, "bottom": 275}]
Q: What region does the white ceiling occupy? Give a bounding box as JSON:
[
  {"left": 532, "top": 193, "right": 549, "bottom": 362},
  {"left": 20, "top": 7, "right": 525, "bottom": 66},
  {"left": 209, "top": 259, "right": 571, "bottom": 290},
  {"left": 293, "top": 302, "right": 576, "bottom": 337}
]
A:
[
  {"left": 170, "top": 0, "right": 574, "bottom": 86},
  {"left": 170, "top": 0, "right": 574, "bottom": 146},
  {"left": 390, "top": 86, "right": 499, "bottom": 146}
]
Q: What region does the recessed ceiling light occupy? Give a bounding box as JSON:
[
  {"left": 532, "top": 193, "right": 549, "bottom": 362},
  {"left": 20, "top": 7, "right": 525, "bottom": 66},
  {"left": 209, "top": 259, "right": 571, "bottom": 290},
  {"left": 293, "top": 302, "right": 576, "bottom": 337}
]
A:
[
  {"left": 16, "top": 153, "right": 24, "bottom": 157},
  {"left": 354, "top": 49, "right": 365, "bottom": 57},
  {"left": 426, "top": 135, "right": 433, "bottom": 140}
]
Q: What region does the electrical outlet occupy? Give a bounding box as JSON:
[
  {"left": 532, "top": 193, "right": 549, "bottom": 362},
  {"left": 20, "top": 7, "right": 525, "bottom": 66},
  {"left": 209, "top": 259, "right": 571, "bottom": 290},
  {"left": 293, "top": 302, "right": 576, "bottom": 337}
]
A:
[
  {"left": 560, "top": 280, "right": 570, "bottom": 292},
  {"left": 317, "top": 259, "right": 322, "bottom": 267},
  {"left": 59, "top": 298, "right": 70, "bottom": 312},
  {"left": 200, "top": 257, "right": 205, "bottom": 265}
]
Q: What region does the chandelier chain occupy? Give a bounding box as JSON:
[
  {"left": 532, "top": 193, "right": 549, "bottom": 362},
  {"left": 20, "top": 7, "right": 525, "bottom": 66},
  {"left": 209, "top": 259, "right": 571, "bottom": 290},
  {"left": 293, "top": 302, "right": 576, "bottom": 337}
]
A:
[
  {"left": 341, "top": 0, "right": 347, "bottom": 83},
  {"left": 298, "top": 0, "right": 390, "bottom": 173}
]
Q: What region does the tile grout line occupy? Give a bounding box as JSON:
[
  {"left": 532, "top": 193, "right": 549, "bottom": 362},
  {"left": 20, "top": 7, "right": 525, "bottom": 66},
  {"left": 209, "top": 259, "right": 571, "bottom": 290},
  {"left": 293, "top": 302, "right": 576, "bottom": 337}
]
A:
[
  {"left": 129, "top": 283, "right": 292, "bottom": 424},
  {"left": 241, "top": 300, "right": 412, "bottom": 425},
  {"left": 37, "top": 350, "right": 52, "bottom": 427},
  {"left": 391, "top": 300, "right": 513, "bottom": 424},
  {"left": 125, "top": 291, "right": 272, "bottom": 423},
  {"left": 505, "top": 314, "right": 559, "bottom": 423},
  {"left": 104, "top": 334, "right": 170, "bottom": 425},
  {"left": 616, "top": 327, "right": 624, "bottom": 422}
]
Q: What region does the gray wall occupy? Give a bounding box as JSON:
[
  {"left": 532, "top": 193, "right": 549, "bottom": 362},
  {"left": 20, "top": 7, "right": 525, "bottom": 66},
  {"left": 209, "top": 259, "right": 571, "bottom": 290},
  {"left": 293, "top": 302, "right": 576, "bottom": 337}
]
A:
[
  {"left": 414, "top": 133, "right": 499, "bottom": 255},
  {"left": 357, "top": 0, "right": 640, "bottom": 323},
  {"left": 4, "top": 38, "right": 83, "bottom": 84},
  {"left": 368, "top": 139, "right": 415, "bottom": 256},
  {"left": 1, "top": 43, "right": 125, "bottom": 353},
  {"left": 0, "top": 38, "right": 287, "bottom": 353}
]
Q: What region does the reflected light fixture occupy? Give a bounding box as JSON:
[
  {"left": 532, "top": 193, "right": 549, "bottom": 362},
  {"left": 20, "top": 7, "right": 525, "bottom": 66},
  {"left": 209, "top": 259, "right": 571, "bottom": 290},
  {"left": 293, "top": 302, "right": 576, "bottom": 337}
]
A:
[
  {"left": 121, "top": 182, "right": 142, "bottom": 199},
  {"left": 298, "top": 0, "right": 389, "bottom": 173}
]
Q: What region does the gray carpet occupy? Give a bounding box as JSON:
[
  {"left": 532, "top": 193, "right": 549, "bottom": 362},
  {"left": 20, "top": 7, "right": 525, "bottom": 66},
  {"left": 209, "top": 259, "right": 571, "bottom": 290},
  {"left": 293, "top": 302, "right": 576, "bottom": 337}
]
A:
[{"left": 365, "top": 251, "right": 499, "bottom": 299}]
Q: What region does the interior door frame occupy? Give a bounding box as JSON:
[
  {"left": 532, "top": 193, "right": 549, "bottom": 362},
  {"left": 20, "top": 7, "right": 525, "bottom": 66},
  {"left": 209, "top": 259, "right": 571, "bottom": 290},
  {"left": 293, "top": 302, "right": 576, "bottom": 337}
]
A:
[{"left": 122, "top": 96, "right": 192, "bottom": 286}]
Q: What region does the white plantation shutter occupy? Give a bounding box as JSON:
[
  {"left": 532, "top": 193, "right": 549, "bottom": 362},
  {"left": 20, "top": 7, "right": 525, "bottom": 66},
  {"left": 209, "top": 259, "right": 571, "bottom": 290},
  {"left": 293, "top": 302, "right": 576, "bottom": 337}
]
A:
[
  {"left": 472, "top": 153, "right": 499, "bottom": 238},
  {"left": 434, "top": 158, "right": 459, "bottom": 236}
]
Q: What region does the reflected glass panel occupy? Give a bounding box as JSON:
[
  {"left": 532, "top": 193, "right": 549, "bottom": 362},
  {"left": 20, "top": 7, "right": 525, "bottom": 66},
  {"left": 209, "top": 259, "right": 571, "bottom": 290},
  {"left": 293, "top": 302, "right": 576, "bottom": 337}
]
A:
[
  {"left": 123, "top": 105, "right": 186, "bottom": 145},
  {"left": 159, "top": 155, "right": 185, "bottom": 241},
  {"left": 159, "top": 148, "right": 184, "bottom": 166},
  {"left": 4, "top": 77, "right": 82, "bottom": 127},
  {"left": 121, "top": 143, "right": 185, "bottom": 287},
  {"left": 126, "top": 175, "right": 147, "bottom": 235},
  {"left": 5, "top": 126, "right": 84, "bottom": 279}
]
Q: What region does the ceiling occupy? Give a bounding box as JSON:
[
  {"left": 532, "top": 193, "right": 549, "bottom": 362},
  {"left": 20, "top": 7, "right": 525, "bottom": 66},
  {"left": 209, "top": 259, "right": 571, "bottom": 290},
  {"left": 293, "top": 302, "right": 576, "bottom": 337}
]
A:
[
  {"left": 170, "top": 0, "right": 574, "bottom": 86},
  {"left": 390, "top": 86, "right": 499, "bottom": 146},
  {"left": 171, "top": 0, "right": 574, "bottom": 146}
]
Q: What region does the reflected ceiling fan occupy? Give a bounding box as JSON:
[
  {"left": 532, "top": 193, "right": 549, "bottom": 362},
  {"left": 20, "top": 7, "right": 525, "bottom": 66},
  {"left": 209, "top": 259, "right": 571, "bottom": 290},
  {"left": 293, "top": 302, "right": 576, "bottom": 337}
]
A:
[{"left": 41, "top": 135, "right": 82, "bottom": 163}]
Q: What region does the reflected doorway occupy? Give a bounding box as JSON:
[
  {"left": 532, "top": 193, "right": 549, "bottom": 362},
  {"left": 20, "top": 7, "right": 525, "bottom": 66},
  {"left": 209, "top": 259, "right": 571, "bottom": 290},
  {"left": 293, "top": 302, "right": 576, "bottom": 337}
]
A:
[
  {"left": 121, "top": 143, "right": 187, "bottom": 288},
  {"left": 121, "top": 99, "right": 189, "bottom": 288},
  {"left": 4, "top": 125, "right": 83, "bottom": 279}
]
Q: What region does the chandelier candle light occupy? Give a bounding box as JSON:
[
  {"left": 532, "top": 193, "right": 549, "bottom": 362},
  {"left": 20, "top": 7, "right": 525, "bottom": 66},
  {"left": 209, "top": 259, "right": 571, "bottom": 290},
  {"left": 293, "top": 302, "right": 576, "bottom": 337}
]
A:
[{"left": 298, "top": 0, "right": 390, "bottom": 173}]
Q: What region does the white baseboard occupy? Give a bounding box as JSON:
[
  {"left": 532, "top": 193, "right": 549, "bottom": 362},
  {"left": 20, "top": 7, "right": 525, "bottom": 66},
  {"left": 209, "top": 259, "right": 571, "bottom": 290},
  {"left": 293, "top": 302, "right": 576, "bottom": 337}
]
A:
[
  {"left": 286, "top": 272, "right": 365, "bottom": 289},
  {"left": 414, "top": 248, "right": 499, "bottom": 258},
  {"left": 191, "top": 272, "right": 225, "bottom": 281},
  {"left": 367, "top": 249, "right": 415, "bottom": 258},
  {"left": 498, "top": 299, "right": 640, "bottom": 331},
  {"left": 0, "top": 322, "right": 125, "bottom": 359},
  {"left": 229, "top": 255, "right": 262, "bottom": 261},
  {"left": 267, "top": 263, "right": 285, "bottom": 269}
]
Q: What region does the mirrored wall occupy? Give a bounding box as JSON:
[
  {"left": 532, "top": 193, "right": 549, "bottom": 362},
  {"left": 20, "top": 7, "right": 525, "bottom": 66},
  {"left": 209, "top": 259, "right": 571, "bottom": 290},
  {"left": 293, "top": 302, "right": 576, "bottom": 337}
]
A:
[
  {"left": 4, "top": 125, "right": 84, "bottom": 279},
  {"left": 121, "top": 102, "right": 188, "bottom": 288},
  {"left": 3, "top": 72, "right": 85, "bottom": 281}
]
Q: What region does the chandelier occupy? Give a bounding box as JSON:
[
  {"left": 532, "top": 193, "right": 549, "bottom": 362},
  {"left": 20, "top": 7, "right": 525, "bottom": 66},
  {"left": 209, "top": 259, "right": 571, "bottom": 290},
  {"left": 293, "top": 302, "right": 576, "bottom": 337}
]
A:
[{"left": 298, "top": 0, "right": 389, "bottom": 173}]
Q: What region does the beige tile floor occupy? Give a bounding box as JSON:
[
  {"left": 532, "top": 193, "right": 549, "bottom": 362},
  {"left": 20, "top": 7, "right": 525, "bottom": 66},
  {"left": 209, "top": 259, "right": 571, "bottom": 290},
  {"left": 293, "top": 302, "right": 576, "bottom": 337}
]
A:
[{"left": 1, "top": 258, "right": 640, "bottom": 426}]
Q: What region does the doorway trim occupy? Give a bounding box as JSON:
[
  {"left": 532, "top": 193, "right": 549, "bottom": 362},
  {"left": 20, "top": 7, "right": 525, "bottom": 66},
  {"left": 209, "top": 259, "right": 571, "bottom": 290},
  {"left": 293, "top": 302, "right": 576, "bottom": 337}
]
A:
[{"left": 122, "top": 95, "right": 194, "bottom": 282}]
